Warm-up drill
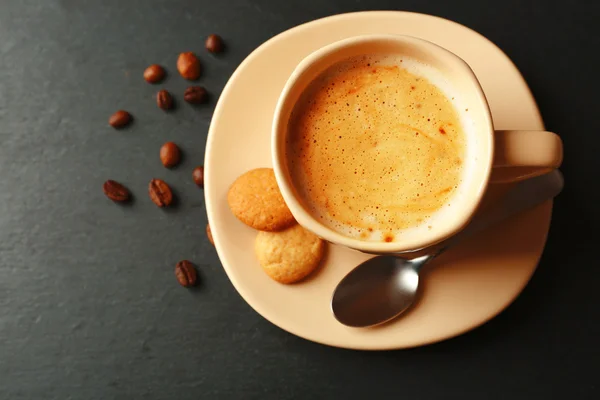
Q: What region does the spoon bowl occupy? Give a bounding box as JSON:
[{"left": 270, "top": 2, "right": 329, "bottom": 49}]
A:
[{"left": 332, "top": 256, "right": 427, "bottom": 327}]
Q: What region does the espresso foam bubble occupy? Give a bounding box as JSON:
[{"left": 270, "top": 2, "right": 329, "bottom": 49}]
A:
[{"left": 286, "top": 54, "right": 476, "bottom": 242}]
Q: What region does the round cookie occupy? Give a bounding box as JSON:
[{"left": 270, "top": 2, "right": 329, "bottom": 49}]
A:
[
  {"left": 255, "top": 224, "right": 325, "bottom": 284},
  {"left": 227, "top": 168, "right": 295, "bottom": 231}
]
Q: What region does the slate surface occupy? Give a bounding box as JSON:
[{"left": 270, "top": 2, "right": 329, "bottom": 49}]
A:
[{"left": 0, "top": 0, "right": 598, "bottom": 399}]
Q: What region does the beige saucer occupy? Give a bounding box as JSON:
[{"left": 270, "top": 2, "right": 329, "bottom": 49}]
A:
[{"left": 205, "top": 11, "right": 552, "bottom": 350}]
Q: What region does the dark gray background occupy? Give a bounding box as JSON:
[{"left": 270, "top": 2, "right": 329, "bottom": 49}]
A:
[{"left": 1, "top": 0, "right": 598, "bottom": 399}]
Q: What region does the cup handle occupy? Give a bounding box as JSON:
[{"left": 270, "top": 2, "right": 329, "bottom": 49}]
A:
[{"left": 491, "top": 130, "right": 563, "bottom": 183}]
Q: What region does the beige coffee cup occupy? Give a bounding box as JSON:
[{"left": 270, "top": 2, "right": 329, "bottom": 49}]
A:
[{"left": 272, "top": 34, "right": 563, "bottom": 254}]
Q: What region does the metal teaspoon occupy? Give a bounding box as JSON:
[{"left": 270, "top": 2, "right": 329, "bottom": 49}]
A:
[{"left": 331, "top": 170, "right": 564, "bottom": 328}]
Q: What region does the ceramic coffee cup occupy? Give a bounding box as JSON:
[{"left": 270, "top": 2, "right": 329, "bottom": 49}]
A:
[{"left": 271, "top": 34, "right": 563, "bottom": 254}]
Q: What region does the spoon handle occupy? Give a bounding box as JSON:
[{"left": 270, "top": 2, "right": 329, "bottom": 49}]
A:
[{"left": 435, "top": 170, "right": 564, "bottom": 253}]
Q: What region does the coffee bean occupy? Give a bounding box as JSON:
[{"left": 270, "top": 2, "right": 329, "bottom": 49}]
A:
[
  {"left": 103, "top": 180, "right": 130, "bottom": 202},
  {"left": 160, "top": 142, "right": 180, "bottom": 168},
  {"left": 148, "top": 178, "right": 173, "bottom": 207},
  {"left": 109, "top": 110, "right": 131, "bottom": 128},
  {"left": 156, "top": 90, "right": 174, "bottom": 110},
  {"left": 175, "top": 260, "right": 197, "bottom": 287},
  {"left": 192, "top": 166, "right": 204, "bottom": 187},
  {"left": 143, "top": 64, "right": 165, "bottom": 83},
  {"left": 183, "top": 86, "right": 208, "bottom": 104},
  {"left": 206, "top": 223, "right": 214, "bottom": 246},
  {"left": 177, "top": 52, "right": 201, "bottom": 80},
  {"left": 205, "top": 34, "right": 224, "bottom": 53}
]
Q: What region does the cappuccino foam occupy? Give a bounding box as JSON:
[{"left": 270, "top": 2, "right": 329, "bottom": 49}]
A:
[{"left": 286, "top": 54, "right": 473, "bottom": 242}]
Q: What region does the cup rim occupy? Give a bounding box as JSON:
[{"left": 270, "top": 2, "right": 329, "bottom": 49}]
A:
[{"left": 272, "top": 34, "right": 494, "bottom": 253}]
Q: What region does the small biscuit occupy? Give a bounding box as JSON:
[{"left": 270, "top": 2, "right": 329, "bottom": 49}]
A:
[
  {"left": 227, "top": 168, "right": 295, "bottom": 231},
  {"left": 255, "top": 224, "right": 325, "bottom": 284}
]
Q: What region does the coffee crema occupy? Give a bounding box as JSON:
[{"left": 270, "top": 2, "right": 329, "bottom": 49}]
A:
[{"left": 286, "top": 54, "right": 468, "bottom": 242}]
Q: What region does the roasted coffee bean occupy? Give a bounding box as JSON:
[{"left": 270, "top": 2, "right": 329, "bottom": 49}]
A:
[
  {"left": 192, "top": 166, "right": 204, "bottom": 187},
  {"left": 109, "top": 110, "right": 131, "bottom": 128},
  {"left": 177, "top": 52, "right": 201, "bottom": 80},
  {"left": 175, "top": 260, "right": 197, "bottom": 287},
  {"left": 205, "top": 34, "right": 224, "bottom": 53},
  {"left": 143, "top": 64, "right": 165, "bottom": 83},
  {"left": 156, "top": 89, "right": 174, "bottom": 110},
  {"left": 103, "top": 180, "right": 130, "bottom": 202},
  {"left": 160, "top": 142, "right": 180, "bottom": 168},
  {"left": 148, "top": 178, "right": 173, "bottom": 207},
  {"left": 183, "top": 86, "right": 208, "bottom": 104},
  {"left": 206, "top": 224, "right": 214, "bottom": 246}
]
